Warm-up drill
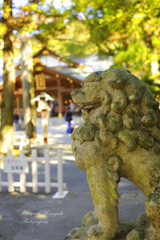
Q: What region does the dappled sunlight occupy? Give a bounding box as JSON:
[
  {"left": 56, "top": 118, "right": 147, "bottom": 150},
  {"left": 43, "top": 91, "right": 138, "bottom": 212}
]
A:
[
  {"left": 36, "top": 194, "right": 48, "bottom": 199},
  {"left": 20, "top": 209, "right": 48, "bottom": 220},
  {"left": 63, "top": 155, "right": 75, "bottom": 161},
  {"left": 50, "top": 160, "right": 58, "bottom": 164},
  {"left": 11, "top": 191, "right": 30, "bottom": 196},
  {"left": 24, "top": 106, "right": 32, "bottom": 124},
  {"left": 49, "top": 133, "right": 64, "bottom": 138},
  {"left": 49, "top": 123, "right": 66, "bottom": 130},
  {"left": 0, "top": 161, "right": 4, "bottom": 170},
  {"left": 1, "top": 125, "right": 13, "bottom": 153},
  {"left": 35, "top": 213, "right": 48, "bottom": 219}
]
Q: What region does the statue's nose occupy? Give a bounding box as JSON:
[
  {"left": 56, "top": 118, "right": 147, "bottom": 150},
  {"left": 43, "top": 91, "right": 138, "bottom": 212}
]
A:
[
  {"left": 71, "top": 89, "right": 86, "bottom": 106},
  {"left": 71, "top": 89, "right": 80, "bottom": 98}
]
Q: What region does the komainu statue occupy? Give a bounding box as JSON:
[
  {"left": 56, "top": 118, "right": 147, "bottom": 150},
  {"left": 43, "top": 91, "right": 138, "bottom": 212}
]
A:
[{"left": 65, "top": 68, "right": 160, "bottom": 240}]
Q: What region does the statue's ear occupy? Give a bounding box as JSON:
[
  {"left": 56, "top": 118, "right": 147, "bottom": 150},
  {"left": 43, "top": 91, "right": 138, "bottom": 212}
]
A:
[
  {"left": 100, "top": 90, "right": 112, "bottom": 105},
  {"left": 102, "top": 69, "right": 128, "bottom": 89},
  {"left": 107, "top": 77, "right": 127, "bottom": 89}
]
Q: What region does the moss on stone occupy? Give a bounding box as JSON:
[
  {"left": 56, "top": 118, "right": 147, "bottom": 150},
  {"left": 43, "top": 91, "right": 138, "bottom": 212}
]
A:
[{"left": 68, "top": 68, "right": 160, "bottom": 240}]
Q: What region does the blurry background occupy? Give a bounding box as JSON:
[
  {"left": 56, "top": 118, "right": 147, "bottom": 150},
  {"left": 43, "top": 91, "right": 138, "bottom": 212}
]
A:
[{"left": 0, "top": 0, "right": 159, "bottom": 160}]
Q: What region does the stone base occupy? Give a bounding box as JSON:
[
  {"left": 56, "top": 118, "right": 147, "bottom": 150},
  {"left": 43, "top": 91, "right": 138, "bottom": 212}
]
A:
[
  {"left": 53, "top": 190, "right": 69, "bottom": 199},
  {"left": 64, "top": 212, "right": 160, "bottom": 240}
]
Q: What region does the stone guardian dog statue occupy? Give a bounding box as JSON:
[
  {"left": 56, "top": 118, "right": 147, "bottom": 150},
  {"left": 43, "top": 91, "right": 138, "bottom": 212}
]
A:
[{"left": 66, "top": 68, "right": 160, "bottom": 240}]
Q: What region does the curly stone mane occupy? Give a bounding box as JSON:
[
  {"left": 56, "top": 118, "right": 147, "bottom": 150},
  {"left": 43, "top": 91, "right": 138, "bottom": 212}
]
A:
[
  {"left": 72, "top": 68, "right": 160, "bottom": 154},
  {"left": 69, "top": 68, "right": 160, "bottom": 240}
]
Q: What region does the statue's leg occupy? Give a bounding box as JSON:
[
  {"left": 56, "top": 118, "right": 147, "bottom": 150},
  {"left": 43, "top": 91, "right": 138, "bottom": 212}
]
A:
[
  {"left": 86, "top": 156, "right": 121, "bottom": 240},
  {"left": 145, "top": 188, "right": 160, "bottom": 237}
]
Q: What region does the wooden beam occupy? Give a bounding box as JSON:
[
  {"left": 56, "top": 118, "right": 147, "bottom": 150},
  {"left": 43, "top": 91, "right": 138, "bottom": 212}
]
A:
[
  {"left": 57, "top": 79, "right": 63, "bottom": 117},
  {"left": 60, "top": 88, "right": 78, "bottom": 93},
  {"left": 14, "top": 86, "right": 78, "bottom": 96}
]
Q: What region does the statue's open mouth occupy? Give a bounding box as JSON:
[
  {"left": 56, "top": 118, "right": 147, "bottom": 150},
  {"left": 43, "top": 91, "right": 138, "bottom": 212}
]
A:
[
  {"left": 82, "top": 105, "right": 94, "bottom": 114},
  {"left": 80, "top": 103, "right": 101, "bottom": 114}
]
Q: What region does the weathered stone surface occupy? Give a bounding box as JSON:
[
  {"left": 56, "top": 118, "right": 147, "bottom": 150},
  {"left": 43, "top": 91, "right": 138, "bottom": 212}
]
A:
[
  {"left": 66, "top": 68, "right": 160, "bottom": 240},
  {"left": 64, "top": 211, "right": 137, "bottom": 240}
]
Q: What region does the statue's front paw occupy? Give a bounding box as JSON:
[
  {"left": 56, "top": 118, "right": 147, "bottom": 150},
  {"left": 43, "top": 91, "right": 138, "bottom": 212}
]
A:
[
  {"left": 145, "top": 187, "right": 160, "bottom": 232},
  {"left": 86, "top": 224, "right": 105, "bottom": 240},
  {"left": 126, "top": 229, "right": 141, "bottom": 240},
  {"left": 86, "top": 224, "right": 115, "bottom": 240},
  {"left": 82, "top": 211, "right": 98, "bottom": 227}
]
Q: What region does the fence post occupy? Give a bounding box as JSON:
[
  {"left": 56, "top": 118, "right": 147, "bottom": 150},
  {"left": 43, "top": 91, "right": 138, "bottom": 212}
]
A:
[
  {"left": 57, "top": 149, "right": 63, "bottom": 195},
  {"left": 44, "top": 149, "right": 51, "bottom": 193},
  {"left": 7, "top": 151, "right": 14, "bottom": 192},
  {"left": 53, "top": 149, "right": 69, "bottom": 199},
  {"left": 8, "top": 173, "right": 14, "bottom": 192},
  {"left": 19, "top": 150, "right": 26, "bottom": 193},
  {"left": 0, "top": 154, "right": 2, "bottom": 192},
  {"left": 0, "top": 169, "right": 1, "bottom": 192},
  {"left": 32, "top": 149, "right": 38, "bottom": 193}
]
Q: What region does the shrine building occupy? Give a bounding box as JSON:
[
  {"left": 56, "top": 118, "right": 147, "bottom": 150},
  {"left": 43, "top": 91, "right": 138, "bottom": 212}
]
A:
[{"left": 0, "top": 47, "right": 84, "bottom": 117}]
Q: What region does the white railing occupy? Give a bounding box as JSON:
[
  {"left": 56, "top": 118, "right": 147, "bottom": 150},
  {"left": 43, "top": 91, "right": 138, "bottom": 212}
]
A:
[{"left": 0, "top": 149, "right": 69, "bottom": 199}]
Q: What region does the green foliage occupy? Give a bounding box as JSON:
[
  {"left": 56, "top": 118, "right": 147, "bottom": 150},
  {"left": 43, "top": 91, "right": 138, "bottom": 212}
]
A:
[
  {"left": 142, "top": 75, "right": 160, "bottom": 100},
  {"left": 66, "top": 0, "right": 160, "bottom": 98},
  {"left": 48, "top": 21, "right": 97, "bottom": 57},
  {"left": 0, "top": 0, "right": 67, "bottom": 43},
  {"left": 0, "top": 23, "right": 7, "bottom": 38},
  {"left": 0, "top": 0, "right": 159, "bottom": 97}
]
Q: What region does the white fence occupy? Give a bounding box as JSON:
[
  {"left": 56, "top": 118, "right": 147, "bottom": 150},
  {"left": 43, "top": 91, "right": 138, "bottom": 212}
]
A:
[{"left": 0, "top": 149, "right": 69, "bottom": 199}]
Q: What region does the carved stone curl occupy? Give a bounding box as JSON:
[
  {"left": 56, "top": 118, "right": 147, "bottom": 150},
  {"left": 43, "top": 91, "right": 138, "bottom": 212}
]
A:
[{"left": 65, "top": 68, "right": 160, "bottom": 240}]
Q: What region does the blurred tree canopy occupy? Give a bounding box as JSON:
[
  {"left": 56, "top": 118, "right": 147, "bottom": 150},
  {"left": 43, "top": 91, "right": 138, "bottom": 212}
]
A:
[
  {"left": 0, "top": 0, "right": 159, "bottom": 153},
  {"left": 0, "top": 0, "right": 67, "bottom": 52},
  {"left": 0, "top": 0, "right": 67, "bottom": 152},
  {"left": 0, "top": 0, "right": 159, "bottom": 98},
  {"left": 62, "top": 0, "right": 160, "bottom": 98}
]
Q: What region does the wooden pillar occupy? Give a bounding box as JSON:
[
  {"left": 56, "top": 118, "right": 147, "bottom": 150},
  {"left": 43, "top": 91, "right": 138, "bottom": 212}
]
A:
[
  {"left": 57, "top": 79, "right": 63, "bottom": 118},
  {"left": 0, "top": 94, "right": 1, "bottom": 116},
  {"left": 16, "top": 97, "right": 20, "bottom": 115}
]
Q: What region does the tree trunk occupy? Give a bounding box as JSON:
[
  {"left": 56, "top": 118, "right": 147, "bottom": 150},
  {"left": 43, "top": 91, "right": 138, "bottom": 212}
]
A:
[
  {"left": 21, "top": 33, "right": 36, "bottom": 139},
  {"left": 0, "top": 0, "right": 15, "bottom": 153}
]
